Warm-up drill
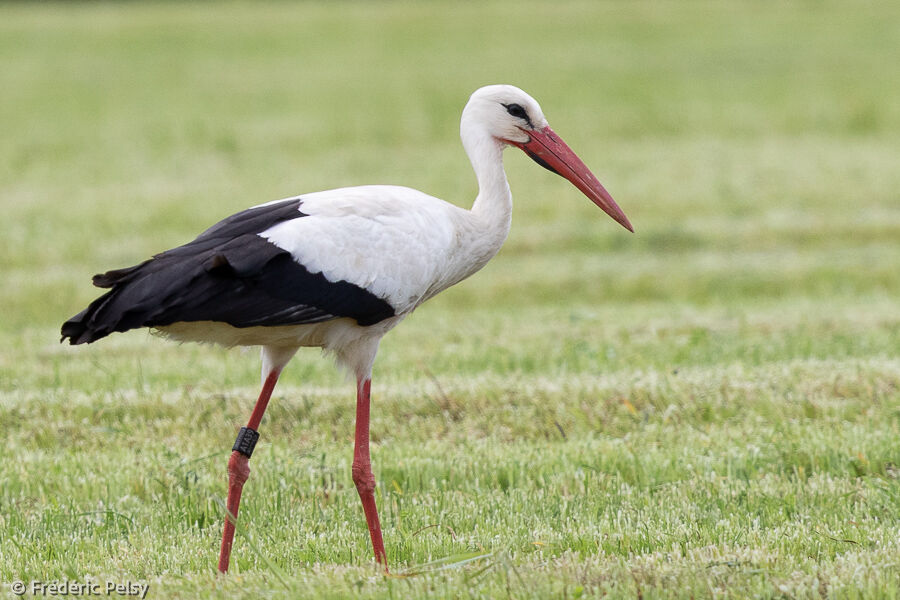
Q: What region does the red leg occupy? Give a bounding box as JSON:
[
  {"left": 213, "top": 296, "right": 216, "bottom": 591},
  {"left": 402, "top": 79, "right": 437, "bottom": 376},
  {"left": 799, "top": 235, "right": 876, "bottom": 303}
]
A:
[
  {"left": 217, "top": 369, "right": 280, "bottom": 574},
  {"left": 352, "top": 378, "right": 388, "bottom": 571}
]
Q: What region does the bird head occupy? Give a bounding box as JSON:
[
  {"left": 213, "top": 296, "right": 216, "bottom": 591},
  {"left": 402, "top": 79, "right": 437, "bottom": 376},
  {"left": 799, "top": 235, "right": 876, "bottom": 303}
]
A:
[{"left": 462, "top": 85, "right": 633, "bottom": 233}]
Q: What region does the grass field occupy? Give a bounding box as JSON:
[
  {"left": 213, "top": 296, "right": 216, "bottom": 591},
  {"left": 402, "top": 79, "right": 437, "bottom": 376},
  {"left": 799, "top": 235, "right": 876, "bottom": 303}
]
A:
[{"left": 2, "top": 1, "right": 899, "bottom": 598}]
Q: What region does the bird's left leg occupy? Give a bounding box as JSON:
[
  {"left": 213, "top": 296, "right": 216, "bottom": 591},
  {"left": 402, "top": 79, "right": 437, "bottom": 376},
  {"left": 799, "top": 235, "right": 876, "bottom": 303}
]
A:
[
  {"left": 352, "top": 377, "right": 389, "bottom": 571},
  {"left": 217, "top": 367, "right": 280, "bottom": 574}
]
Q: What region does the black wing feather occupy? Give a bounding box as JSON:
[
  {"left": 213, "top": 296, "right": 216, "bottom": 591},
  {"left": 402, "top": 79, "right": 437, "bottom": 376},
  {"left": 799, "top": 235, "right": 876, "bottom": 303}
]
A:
[{"left": 61, "top": 199, "right": 396, "bottom": 345}]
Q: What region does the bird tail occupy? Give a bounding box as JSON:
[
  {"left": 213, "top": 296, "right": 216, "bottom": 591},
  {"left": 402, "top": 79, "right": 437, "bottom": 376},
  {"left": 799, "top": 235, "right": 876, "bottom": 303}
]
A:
[{"left": 60, "top": 263, "right": 149, "bottom": 345}]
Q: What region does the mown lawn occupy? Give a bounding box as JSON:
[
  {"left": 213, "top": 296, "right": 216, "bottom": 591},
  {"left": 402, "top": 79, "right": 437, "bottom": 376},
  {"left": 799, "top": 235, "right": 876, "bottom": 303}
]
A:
[{"left": 1, "top": 2, "right": 898, "bottom": 598}]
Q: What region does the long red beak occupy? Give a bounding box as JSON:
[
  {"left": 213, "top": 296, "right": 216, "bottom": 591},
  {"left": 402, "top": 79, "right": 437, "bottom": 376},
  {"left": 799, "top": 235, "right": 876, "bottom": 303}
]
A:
[{"left": 511, "top": 126, "right": 633, "bottom": 233}]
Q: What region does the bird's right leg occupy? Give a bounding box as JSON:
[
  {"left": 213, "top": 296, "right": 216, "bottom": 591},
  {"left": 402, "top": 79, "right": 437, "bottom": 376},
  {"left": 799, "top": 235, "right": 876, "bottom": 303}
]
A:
[
  {"left": 352, "top": 377, "right": 389, "bottom": 571},
  {"left": 217, "top": 368, "right": 280, "bottom": 574}
]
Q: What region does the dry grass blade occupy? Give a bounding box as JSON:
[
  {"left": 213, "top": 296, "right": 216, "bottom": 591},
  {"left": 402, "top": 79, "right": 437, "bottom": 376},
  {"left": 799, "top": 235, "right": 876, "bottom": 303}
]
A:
[{"left": 393, "top": 552, "right": 494, "bottom": 578}]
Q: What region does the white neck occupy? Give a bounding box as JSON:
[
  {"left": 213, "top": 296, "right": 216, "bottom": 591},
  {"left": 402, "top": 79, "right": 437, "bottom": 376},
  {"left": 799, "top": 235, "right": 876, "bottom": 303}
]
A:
[{"left": 461, "top": 120, "right": 513, "bottom": 239}]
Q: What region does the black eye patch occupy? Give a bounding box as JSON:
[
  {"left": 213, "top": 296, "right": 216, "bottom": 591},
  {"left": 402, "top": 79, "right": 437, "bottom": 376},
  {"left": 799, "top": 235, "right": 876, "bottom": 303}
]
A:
[{"left": 503, "top": 103, "right": 533, "bottom": 128}]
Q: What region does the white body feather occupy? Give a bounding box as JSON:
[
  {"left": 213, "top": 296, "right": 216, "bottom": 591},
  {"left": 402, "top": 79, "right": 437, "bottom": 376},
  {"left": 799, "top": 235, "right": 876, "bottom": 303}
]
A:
[{"left": 262, "top": 185, "right": 507, "bottom": 314}]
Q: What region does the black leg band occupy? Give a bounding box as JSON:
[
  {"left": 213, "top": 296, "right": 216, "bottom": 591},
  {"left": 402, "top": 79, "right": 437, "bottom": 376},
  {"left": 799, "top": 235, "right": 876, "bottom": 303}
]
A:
[{"left": 232, "top": 426, "right": 260, "bottom": 458}]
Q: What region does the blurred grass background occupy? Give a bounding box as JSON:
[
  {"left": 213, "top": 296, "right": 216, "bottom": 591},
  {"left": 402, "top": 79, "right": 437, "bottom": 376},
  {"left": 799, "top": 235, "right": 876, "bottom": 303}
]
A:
[{"left": 1, "top": 1, "right": 898, "bottom": 598}]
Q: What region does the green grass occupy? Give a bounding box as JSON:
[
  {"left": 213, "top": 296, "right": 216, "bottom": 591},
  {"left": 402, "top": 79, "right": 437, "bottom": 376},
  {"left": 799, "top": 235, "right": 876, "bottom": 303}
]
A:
[{"left": 2, "top": 1, "right": 899, "bottom": 598}]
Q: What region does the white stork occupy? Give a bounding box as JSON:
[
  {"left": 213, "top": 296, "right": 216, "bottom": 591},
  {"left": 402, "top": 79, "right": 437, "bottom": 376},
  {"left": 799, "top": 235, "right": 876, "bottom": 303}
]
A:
[{"left": 61, "top": 84, "right": 633, "bottom": 573}]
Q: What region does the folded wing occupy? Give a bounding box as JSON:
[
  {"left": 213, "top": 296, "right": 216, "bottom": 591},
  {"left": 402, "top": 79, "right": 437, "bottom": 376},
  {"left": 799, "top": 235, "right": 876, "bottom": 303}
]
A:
[{"left": 61, "top": 198, "right": 397, "bottom": 345}]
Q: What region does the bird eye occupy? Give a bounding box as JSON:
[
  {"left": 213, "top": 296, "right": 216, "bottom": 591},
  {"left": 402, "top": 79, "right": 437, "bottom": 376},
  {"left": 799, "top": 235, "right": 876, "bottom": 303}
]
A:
[{"left": 504, "top": 103, "right": 528, "bottom": 120}]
